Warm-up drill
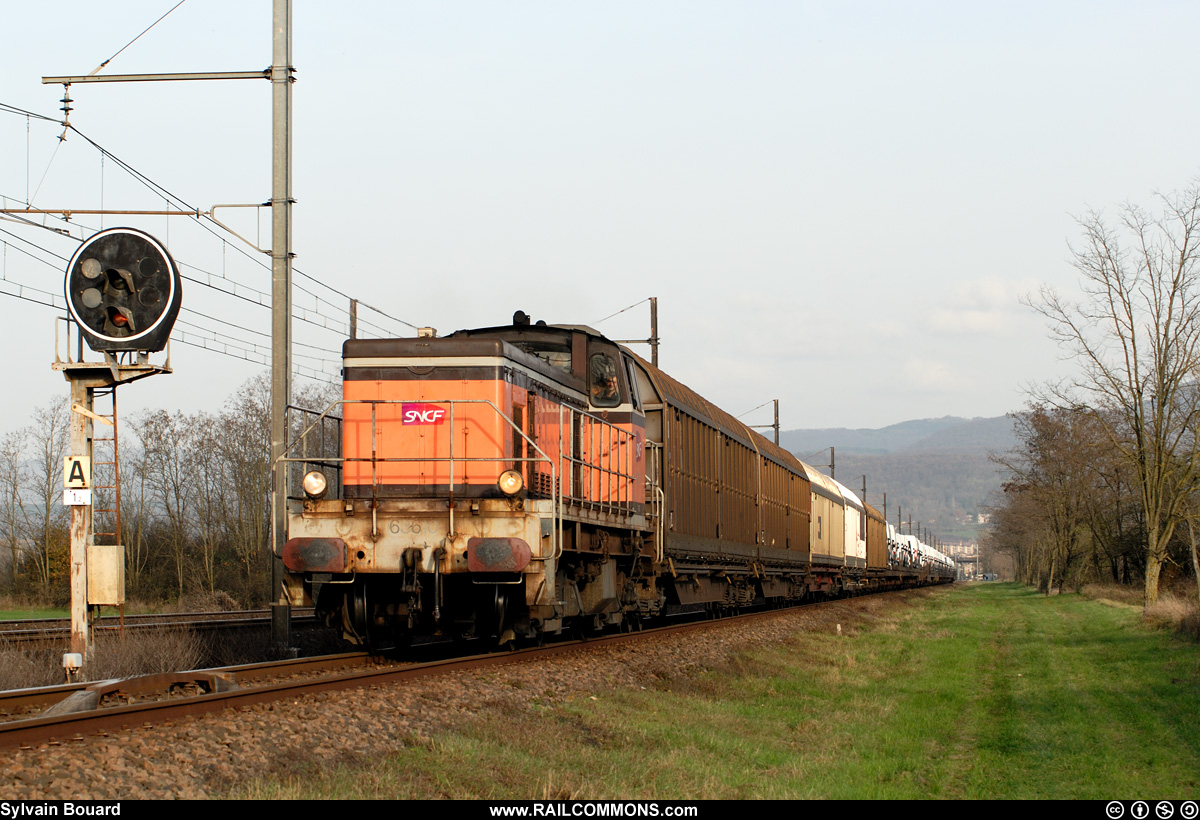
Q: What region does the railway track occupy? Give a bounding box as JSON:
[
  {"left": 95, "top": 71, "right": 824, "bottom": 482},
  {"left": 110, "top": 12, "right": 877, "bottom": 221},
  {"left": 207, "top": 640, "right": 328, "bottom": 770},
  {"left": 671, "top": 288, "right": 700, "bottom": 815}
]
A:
[
  {"left": 0, "top": 607, "right": 318, "bottom": 646},
  {"left": 0, "top": 600, "right": 825, "bottom": 751}
]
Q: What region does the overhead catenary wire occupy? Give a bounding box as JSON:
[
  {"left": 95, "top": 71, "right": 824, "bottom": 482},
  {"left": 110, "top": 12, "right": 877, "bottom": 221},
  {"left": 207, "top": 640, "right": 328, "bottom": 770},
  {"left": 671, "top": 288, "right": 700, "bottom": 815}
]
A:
[
  {"left": 0, "top": 270, "right": 344, "bottom": 374},
  {"left": 0, "top": 103, "right": 414, "bottom": 386},
  {"left": 0, "top": 276, "right": 65, "bottom": 311},
  {"left": 171, "top": 321, "right": 338, "bottom": 374},
  {"left": 0, "top": 126, "right": 352, "bottom": 386},
  {"left": 1, "top": 109, "right": 420, "bottom": 338},
  {"left": 0, "top": 103, "right": 60, "bottom": 125},
  {"left": 180, "top": 304, "right": 340, "bottom": 356},
  {"left": 0, "top": 190, "right": 79, "bottom": 237},
  {"left": 0, "top": 224, "right": 69, "bottom": 257},
  {"left": 67, "top": 125, "right": 419, "bottom": 335},
  {"left": 0, "top": 226, "right": 353, "bottom": 354},
  {"left": 169, "top": 328, "right": 339, "bottom": 384},
  {"left": 292, "top": 270, "right": 420, "bottom": 333},
  {"left": 0, "top": 225, "right": 347, "bottom": 377},
  {"left": 0, "top": 281, "right": 340, "bottom": 384},
  {"left": 173, "top": 316, "right": 340, "bottom": 366},
  {"left": 0, "top": 221, "right": 362, "bottom": 349}
]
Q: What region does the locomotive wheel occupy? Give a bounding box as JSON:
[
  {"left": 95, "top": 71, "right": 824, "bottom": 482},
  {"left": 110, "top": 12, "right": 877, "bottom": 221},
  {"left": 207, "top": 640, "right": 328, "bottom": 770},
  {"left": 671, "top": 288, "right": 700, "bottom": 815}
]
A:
[
  {"left": 347, "top": 584, "right": 405, "bottom": 653},
  {"left": 493, "top": 585, "right": 509, "bottom": 639},
  {"left": 348, "top": 583, "right": 373, "bottom": 648}
]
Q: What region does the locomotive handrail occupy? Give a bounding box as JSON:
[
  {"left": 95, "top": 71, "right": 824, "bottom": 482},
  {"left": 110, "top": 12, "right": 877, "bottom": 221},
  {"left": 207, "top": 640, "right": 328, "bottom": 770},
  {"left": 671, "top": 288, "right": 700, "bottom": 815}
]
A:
[
  {"left": 554, "top": 402, "right": 640, "bottom": 522},
  {"left": 645, "top": 440, "right": 665, "bottom": 562},
  {"left": 276, "top": 397, "right": 648, "bottom": 573},
  {"left": 285, "top": 403, "right": 344, "bottom": 501},
  {"left": 273, "top": 398, "right": 560, "bottom": 561},
  {"left": 282, "top": 401, "right": 639, "bottom": 497}
]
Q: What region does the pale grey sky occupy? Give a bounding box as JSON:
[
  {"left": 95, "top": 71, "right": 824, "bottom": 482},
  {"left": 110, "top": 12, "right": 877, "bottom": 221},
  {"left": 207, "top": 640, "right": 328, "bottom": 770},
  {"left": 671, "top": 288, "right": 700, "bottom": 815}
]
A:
[{"left": 1, "top": 1, "right": 1197, "bottom": 434}]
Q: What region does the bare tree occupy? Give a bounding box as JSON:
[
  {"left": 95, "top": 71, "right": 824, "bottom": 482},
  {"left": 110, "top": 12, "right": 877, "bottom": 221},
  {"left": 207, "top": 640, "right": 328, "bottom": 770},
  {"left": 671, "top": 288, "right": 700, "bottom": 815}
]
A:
[
  {"left": 133, "top": 410, "right": 194, "bottom": 598},
  {"left": 987, "top": 484, "right": 1050, "bottom": 586},
  {"left": 994, "top": 406, "right": 1104, "bottom": 594},
  {"left": 216, "top": 376, "right": 271, "bottom": 598},
  {"left": 21, "top": 400, "right": 70, "bottom": 596},
  {"left": 0, "top": 429, "right": 26, "bottom": 592},
  {"left": 189, "top": 411, "right": 226, "bottom": 596},
  {"left": 118, "top": 439, "right": 155, "bottom": 596},
  {"left": 1031, "top": 181, "right": 1200, "bottom": 608}
]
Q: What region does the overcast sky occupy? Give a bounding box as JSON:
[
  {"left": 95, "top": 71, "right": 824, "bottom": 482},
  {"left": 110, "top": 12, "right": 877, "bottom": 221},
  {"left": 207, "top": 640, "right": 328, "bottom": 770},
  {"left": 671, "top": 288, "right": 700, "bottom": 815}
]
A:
[{"left": 1, "top": 1, "right": 1198, "bottom": 436}]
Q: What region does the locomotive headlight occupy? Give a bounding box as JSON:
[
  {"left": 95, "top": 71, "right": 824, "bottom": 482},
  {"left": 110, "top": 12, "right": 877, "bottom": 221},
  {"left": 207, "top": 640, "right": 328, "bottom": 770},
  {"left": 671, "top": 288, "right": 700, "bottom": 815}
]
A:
[
  {"left": 498, "top": 469, "right": 524, "bottom": 496},
  {"left": 302, "top": 470, "right": 329, "bottom": 500}
]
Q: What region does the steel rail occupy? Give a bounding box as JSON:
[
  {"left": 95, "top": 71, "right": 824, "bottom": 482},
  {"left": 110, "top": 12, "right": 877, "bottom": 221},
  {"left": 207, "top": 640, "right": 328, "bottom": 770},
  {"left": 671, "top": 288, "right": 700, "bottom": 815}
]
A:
[
  {"left": 0, "top": 607, "right": 316, "bottom": 631},
  {"left": 0, "top": 609, "right": 319, "bottom": 646}
]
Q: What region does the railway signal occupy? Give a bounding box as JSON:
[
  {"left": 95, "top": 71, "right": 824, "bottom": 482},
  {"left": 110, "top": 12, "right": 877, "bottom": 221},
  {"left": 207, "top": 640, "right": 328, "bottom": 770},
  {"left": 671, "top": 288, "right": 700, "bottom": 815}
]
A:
[
  {"left": 57, "top": 227, "right": 179, "bottom": 680},
  {"left": 64, "top": 227, "right": 182, "bottom": 353}
]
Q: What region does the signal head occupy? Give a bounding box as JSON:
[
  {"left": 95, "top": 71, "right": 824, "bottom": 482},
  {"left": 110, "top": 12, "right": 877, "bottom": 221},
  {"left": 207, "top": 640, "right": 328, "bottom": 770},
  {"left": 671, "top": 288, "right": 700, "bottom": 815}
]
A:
[{"left": 65, "top": 228, "right": 182, "bottom": 352}]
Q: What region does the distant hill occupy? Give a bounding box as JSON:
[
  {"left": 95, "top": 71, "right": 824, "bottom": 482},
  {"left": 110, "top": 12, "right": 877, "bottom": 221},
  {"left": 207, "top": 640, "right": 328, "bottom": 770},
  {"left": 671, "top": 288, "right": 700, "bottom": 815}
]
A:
[
  {"left": 778, "top": 416, "right": 1016, "bottom": 542},
  {"left": 780, "top": 415, "right": 1014, "bottom": 457}
]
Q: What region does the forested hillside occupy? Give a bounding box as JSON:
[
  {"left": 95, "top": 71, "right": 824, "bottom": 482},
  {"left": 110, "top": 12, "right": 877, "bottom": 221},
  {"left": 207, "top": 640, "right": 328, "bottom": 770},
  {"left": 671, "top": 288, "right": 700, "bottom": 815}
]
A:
[{"left": 779, "top": 416, "right": 1014, "bottom": 541}]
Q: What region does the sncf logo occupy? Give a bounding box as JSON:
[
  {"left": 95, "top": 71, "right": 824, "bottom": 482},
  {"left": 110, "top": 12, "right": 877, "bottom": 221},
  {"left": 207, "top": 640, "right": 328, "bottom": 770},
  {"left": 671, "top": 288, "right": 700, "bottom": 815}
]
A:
[{"left": 402, "top": 403, "right": 447, "bottom": 425}]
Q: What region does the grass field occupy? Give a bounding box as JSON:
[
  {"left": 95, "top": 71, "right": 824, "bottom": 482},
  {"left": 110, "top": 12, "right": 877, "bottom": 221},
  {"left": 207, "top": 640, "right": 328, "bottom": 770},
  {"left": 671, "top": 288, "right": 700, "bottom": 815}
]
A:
[
  {"left": 0, "top": 607, "right": 68, "bottom": 620},
  {"left": 232, "top": 583, "right": 1200, "bottom": 799}
]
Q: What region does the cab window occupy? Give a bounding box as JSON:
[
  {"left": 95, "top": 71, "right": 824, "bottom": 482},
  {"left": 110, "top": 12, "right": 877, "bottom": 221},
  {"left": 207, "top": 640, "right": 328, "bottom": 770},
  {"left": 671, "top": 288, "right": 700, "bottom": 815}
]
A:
[
  {"left": 623, "top": 357, "right": 643, "bottom": 412},
  {"left": 588, "top": 352, "right": 621, "bottom": 408}
]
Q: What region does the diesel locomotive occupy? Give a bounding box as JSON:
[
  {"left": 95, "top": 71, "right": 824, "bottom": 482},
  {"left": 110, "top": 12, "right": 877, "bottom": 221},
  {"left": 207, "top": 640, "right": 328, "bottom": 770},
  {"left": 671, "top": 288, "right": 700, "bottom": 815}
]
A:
[{"left": 279, "top": 315, "right": 955, "bottom": 648}]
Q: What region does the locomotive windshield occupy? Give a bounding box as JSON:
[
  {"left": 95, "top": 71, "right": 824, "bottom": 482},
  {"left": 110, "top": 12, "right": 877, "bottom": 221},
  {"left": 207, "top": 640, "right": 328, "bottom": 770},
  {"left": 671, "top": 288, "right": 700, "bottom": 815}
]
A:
[{"left": 589, "top": 352, "right": 621, "bottom": 408}]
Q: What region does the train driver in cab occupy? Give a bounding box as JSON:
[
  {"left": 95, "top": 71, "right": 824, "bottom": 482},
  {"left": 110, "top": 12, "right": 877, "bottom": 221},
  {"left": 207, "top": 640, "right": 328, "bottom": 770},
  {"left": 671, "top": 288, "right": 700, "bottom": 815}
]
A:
[{"left": 590, "top": 353, "right": 621, "bottom": 407}]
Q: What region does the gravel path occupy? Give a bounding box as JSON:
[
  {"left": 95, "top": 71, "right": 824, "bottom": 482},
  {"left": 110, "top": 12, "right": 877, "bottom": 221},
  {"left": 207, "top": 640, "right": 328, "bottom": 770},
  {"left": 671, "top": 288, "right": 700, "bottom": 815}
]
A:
[{"left": 0, "top": 592, "right": 918, "bottom": 799}]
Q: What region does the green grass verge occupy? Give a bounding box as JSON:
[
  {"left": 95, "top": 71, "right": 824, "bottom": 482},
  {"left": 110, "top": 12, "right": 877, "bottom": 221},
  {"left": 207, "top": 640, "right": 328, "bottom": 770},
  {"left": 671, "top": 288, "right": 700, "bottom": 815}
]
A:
[
  {"left": 0, "top": 607, "right": 69, "bottom": 620},
  {"left": 229, "top": 584, "right": 1200, "bottom": 799}
]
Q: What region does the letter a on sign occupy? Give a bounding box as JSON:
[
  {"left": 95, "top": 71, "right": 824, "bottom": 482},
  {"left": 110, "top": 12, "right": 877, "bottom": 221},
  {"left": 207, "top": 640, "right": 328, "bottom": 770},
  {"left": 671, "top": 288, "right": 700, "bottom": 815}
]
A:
[{"left": 64, "top": 456, "right": 91, "bottom": 489}]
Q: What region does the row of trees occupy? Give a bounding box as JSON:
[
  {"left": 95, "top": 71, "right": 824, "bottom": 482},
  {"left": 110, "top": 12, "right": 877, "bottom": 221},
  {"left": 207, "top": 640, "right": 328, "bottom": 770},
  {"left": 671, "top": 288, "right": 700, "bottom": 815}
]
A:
[
  {"left": 988, "top": 405, "right": 1149, "bottom": 592},
  {"left": 988, "top": 181, "right": 1200, "bottom": 608},
  {"left": 0, "top": 374, "right": 338, "bottom": 608}
]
